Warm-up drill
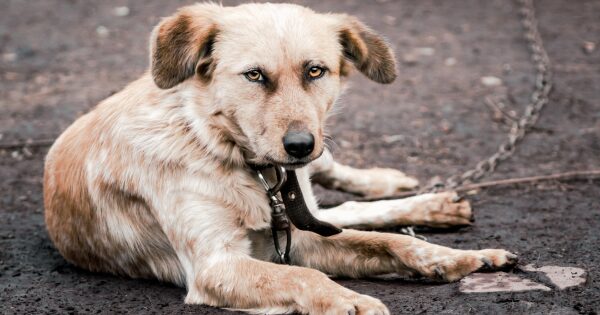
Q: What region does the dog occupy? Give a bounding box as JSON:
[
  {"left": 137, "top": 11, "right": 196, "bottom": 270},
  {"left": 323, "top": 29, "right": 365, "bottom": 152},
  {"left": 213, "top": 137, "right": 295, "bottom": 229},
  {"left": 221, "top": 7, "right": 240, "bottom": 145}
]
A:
[{"left": 44, "top": 3, "right": 517, "bottom": 314}]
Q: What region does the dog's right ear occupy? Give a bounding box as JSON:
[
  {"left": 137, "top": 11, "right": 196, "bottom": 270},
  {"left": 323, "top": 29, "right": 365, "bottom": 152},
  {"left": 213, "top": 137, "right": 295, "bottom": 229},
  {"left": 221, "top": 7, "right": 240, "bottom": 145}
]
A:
[{"left": 149, "top": 4, "right": 220, "bottom": 89}]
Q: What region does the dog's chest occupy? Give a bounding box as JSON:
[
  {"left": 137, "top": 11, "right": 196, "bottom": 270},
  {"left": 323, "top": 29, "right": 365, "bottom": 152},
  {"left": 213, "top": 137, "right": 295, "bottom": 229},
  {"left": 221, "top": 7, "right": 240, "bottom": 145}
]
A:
[{"left": 199, "top": 167, "right": 274, "bottom": 231}]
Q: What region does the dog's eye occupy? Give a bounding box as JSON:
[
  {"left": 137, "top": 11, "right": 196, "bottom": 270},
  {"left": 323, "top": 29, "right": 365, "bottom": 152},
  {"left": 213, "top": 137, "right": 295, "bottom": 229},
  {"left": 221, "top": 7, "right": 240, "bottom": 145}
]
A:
[
  {"left": 307, "top": 66, "right": 325, "bottom": 79},
  {"left": 244, "top": 70, "right": 264, "bottom": 82}
]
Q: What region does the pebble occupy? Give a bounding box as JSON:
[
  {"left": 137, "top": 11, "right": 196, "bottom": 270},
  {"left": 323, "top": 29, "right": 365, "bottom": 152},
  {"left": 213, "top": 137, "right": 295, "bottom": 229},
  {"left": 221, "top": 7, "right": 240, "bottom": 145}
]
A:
[
  {"left": 402, "top": 47, "right": 435, "bottom": 65},
  {"left": 522, "top": 265, "right": 586, "bottom": 290},
  {"left": 113, "top": 6, "right": 130, "bottom": 17},
  {"left": 415, "top": 47, "right": 435, "bottom": 56},
  {"left": 582, "top": 41, "right": 596, "bottom": 54},
  {"left": 460, "top": 272, "right": 550, "bottom": 293},
  {"left": 444, "top": 57, "right": 456, "bottom": 67},
  {"left": 460, "top": 264, "right": 587, "bottom": 294},
  {"left": 440, "top": 120, "right": 453, "bottom": 133},
  {"left": 11, "top": 151, "right": 23, "bottom": 161},
  {"left": 401, "top": 53, "right": 418, "bottom": 65},
  {"left": 2, "top": 52, "right": 17, "bottom": 62},
  {"left": 383, "top": 15, "right": 396, "bottom": 26},
  {"left": 339, "top": 140, "right": 352, "bottom": 149},
  {"left": 383, "top": 134, "right": 406, "bottom": 144},
  {"left": 480, "top": 76, "right": 502, "bottom": 87},
  {"left": 96, "top": 25, "right": 110, "bottom": 37}
]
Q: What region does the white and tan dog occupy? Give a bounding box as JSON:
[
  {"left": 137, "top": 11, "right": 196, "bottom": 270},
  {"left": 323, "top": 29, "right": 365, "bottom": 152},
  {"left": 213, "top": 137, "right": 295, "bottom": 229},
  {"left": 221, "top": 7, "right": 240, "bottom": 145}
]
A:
[{"left": 44, "top": 3, "right": 516, "bottom": 314}]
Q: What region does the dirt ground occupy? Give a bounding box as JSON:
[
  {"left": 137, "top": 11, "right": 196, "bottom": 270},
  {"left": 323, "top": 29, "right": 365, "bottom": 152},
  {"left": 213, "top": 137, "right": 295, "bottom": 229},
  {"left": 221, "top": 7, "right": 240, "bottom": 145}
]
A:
[{"left": 1, "top": 0, "right": 599, "bottom": 314}]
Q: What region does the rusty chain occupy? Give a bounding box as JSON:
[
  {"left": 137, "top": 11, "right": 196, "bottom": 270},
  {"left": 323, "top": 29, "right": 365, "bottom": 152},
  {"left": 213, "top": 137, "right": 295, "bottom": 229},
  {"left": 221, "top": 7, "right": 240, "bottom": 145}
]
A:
[
  {"left": 402, "top": 0, "right": 552, "bottom": 239},
  {"left": 422, "top": 0, "right": 552, "bottom": 193}
]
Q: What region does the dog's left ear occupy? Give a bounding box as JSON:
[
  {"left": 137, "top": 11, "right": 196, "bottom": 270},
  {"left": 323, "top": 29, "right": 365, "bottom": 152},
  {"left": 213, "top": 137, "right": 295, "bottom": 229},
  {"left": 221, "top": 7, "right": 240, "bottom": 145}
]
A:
[
  {"left": 336, "top": 16, "right": 397, "bottom": 84},
  {"left": 149, "top": 4, "right": 220, "bottom": 89}
]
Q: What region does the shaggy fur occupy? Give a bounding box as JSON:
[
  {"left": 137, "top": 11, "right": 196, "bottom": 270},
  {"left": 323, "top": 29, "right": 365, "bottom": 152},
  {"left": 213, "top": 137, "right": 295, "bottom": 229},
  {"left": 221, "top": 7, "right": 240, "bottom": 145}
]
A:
[{"left": 44, "top": 3, "right": 516, "bottom": 314}]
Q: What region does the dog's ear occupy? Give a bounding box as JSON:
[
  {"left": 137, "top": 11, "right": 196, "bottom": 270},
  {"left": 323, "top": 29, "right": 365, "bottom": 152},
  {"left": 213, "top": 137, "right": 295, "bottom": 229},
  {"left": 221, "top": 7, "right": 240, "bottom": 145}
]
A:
[
  {"left": 336, "top": 16, "right": 397, "bottom": 84},
  {"left": 149, "top": 4, "right": 219, "bottom": 89}
]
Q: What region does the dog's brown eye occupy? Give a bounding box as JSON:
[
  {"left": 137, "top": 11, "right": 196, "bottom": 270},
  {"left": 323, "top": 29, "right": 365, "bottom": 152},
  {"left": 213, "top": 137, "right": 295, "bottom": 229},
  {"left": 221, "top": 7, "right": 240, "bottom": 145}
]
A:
[
  {"left": 244, "top": 70, "right": 264, "bottom": 82},
  {"left": 307, "top": 66, "right": 325, "bottom": 79}
]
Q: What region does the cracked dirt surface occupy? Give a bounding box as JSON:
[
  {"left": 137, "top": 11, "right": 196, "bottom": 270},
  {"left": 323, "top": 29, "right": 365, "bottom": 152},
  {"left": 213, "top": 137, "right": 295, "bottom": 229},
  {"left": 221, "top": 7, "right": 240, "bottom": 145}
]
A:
[{"left": 1, "top": 0, "right": 599, "bottom": 314}]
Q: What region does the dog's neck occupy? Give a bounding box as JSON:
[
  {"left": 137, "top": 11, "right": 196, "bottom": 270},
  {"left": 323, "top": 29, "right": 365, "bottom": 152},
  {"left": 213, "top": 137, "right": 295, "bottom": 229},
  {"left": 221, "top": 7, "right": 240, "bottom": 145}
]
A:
[{"left": 176, "top": 81, "right": 249, "bottom": 170}]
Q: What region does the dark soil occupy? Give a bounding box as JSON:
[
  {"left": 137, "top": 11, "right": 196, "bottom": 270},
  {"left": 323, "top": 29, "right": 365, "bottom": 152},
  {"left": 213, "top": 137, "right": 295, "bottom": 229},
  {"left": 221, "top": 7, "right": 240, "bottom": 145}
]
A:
[{"left": 1, "top": 0, "right": 599, "bottom": 314}]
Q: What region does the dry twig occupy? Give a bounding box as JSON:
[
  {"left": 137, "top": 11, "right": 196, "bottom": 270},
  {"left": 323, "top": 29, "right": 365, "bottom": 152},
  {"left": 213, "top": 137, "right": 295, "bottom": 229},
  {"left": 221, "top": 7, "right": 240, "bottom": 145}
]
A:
[{"left": 323, "top": 170, "right": 600, "bottom": 207}]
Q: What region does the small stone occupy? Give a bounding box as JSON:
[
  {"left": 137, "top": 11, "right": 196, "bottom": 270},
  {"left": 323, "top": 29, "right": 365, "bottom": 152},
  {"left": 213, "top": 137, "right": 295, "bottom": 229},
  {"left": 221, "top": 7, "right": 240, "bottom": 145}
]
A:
[
  {"left": 22, "top": 147, "right": 33, "bottom": 158},
  {"left": 402, "top": 53, "right": 418, "bottom": 66},
  {"left": 2, "top": 52, "right": 17, "bottom": 62},
  {"left": 444, "top": 57, "right": 456, "bottom": 66},
  {"left": 11, "top": 151, "right": 23, "bottom": 161},
  {"left": 339, "top": 140, "right": 352, "bottom": 149},
  {"left": 4, "top": 72, "right": 18, "bottom": 80},
  {"left": 582, "top": 41, "right": 596, "bottom": 54},
  {"left": 113, "top": 6, "right": 130, "bottom": 17},
  {"left": 481, "top": 76, "right": 502, "bottom": 87},
  {"left": 440, "top": 120, "right": 453, "bottom": 133},
  {"left": 96, "top": 25, "right": 110, "bottom": 37},
  {"left": 383, "top": 15, "right": 396, "bottom": 26},
  {"left": 460, "top": 272, "right": 551, "bottom": 293},
  {"left": 522, "top": 265, "right": 586, "bottom": 290},
  {"left": 383, "top": 134, "right": 405, "bottom": 144},
  {"left": 415, "top": 47, "right": 435, "bottom": 56}
]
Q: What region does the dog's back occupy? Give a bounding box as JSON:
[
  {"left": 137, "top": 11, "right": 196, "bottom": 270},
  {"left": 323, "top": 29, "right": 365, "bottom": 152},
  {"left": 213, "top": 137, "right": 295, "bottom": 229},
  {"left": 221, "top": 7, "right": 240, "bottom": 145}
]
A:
[{"left": 44, "top": 77, "right": 186, "bottom": 285}]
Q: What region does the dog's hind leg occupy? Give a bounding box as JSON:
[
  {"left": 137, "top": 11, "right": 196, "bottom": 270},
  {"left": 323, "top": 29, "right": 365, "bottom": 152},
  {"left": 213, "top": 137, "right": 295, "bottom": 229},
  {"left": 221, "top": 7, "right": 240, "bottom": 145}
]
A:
[
  {"left": 292, "top": 229, "right": 517, "bottom": 282},
  {"left": 317, "top": 191, "right": 472, "bottom": 229},
  {"left": 309, "top": 150, "right": 419, "bottom": 198}
]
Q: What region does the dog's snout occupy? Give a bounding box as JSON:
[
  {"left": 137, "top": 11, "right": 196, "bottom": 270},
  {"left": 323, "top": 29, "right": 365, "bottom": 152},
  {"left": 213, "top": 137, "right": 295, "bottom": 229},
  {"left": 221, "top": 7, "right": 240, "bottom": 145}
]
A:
[{"left": 283, "top": 131, "right": 315, "bottom": 158}]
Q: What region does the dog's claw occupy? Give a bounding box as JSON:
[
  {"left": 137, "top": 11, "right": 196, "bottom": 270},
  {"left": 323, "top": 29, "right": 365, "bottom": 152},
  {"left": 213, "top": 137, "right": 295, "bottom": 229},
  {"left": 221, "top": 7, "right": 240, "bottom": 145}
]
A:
[
  {"left": 481, "top": 257, "right": 493, "bottom": 270},
  {"left": 506, "top": 253, "right": 518, "bottom": 265},
  {"left": 434, "top": 266, "right": 445, "bottom": 279},
  {"left": 451, "top": 194, "right": 464, "bottom": 203}
]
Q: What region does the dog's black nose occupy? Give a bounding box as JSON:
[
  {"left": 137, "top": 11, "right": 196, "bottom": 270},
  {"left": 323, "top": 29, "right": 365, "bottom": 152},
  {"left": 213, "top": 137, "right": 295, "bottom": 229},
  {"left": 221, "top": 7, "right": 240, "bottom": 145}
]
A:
[{"left": 283, "top": 131, "right": 314, "bottom": 158}]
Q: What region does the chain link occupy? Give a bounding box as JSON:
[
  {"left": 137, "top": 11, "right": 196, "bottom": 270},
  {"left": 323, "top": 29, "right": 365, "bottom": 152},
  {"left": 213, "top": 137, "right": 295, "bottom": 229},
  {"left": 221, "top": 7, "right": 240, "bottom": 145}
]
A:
[{"left": 424, "top": 0, "right": 552, "bottom": 193}]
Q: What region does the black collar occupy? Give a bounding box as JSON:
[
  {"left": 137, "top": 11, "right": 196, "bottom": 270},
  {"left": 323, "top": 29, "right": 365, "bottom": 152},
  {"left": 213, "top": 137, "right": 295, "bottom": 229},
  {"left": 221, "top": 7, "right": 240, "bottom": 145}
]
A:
[{"left": 252, "top": 165, "right": 342, "bottom": 264}]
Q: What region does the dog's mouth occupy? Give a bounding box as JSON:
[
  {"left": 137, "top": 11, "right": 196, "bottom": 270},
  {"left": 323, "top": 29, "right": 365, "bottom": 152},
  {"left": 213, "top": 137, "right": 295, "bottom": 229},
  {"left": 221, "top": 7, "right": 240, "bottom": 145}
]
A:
[
  {"left": 259, "top": 149, "right": 324, "bottom": 170},
  {"left": 265, "top": 157, "right": 310, "bottom": 170}
]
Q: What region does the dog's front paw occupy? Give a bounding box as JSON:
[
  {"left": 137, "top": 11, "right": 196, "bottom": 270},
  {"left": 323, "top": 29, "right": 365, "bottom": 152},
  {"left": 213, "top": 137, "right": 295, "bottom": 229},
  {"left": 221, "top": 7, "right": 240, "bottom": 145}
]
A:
[
  {"left": 305, "top": 290, "right": 389, "bottom": 315},
  {"left": 326, "top": 294, "right": 390, "bottom": 315},
  {"left": 418, "top": 249, "right": 518, "bottom": 282},
  {"left": 410, "top": 191, "right": 473, "bottom": 228},
  {"left": 357, "top": 167, "right": 419, "bottom": 198}
]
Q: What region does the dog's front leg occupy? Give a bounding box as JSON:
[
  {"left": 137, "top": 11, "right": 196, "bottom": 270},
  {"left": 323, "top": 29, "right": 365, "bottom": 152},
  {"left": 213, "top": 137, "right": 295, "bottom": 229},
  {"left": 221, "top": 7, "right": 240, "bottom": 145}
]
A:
[
  {"left": 310, "top": 150, "right": 419, "bottom": 198},
  {"left": 157, "top": 194, "right": 389, "bottom": 314},
  {"left": 317, "top": 191, "right": 473, "bottom": 229},
  {"left": 292, "top": 229, "right": 517, "bottom": 282}
]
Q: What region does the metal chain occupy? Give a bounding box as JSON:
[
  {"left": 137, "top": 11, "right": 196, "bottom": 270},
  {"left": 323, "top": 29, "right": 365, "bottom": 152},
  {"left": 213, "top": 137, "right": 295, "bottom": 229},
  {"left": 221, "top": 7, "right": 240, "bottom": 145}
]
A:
[{"left": 423, "top": 0, "right": 552, "bottom": 193}]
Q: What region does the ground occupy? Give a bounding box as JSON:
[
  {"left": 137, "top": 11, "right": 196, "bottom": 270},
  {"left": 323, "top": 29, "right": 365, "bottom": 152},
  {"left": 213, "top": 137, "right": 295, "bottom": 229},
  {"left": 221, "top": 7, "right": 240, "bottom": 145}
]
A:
[{"left": 1, "top": 0, "right": 599, "bottom": 314}]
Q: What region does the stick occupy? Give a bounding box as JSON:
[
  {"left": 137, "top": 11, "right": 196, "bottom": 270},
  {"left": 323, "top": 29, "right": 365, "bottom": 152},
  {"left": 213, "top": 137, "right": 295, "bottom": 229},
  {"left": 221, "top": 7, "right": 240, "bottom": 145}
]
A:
[{"left": 322, "top": 170, "right": 600, "bottom": 207}]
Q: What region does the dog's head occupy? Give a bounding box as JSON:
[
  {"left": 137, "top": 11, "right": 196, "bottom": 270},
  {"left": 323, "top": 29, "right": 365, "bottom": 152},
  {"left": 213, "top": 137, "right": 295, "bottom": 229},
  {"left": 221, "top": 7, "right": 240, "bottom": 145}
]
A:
[{"left": 150, "top": 3, "right": 396, "bottom": 168}]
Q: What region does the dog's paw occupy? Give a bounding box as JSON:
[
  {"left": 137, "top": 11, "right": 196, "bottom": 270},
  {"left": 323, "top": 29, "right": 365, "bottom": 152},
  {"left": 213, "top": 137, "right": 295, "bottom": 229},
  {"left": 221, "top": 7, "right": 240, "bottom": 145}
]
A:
[
  {"left": 313, "top": 292, "right": 389, "bottom": 315},
  {"left": 410, "top": 191, "right": 472, "bottom": 228},
  {"left": 357, "top": 167, "right": 419, "bottom": 198},
  {"left": 419, "top": 249, "right": 518, "bottom": 282}
]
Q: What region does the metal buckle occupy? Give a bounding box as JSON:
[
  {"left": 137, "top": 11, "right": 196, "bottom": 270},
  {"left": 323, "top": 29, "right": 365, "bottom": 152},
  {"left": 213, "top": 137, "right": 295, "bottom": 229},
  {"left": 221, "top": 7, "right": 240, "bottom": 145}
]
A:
[{"left": 256, "top": 166, "right": 292, "bottom": 264}]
